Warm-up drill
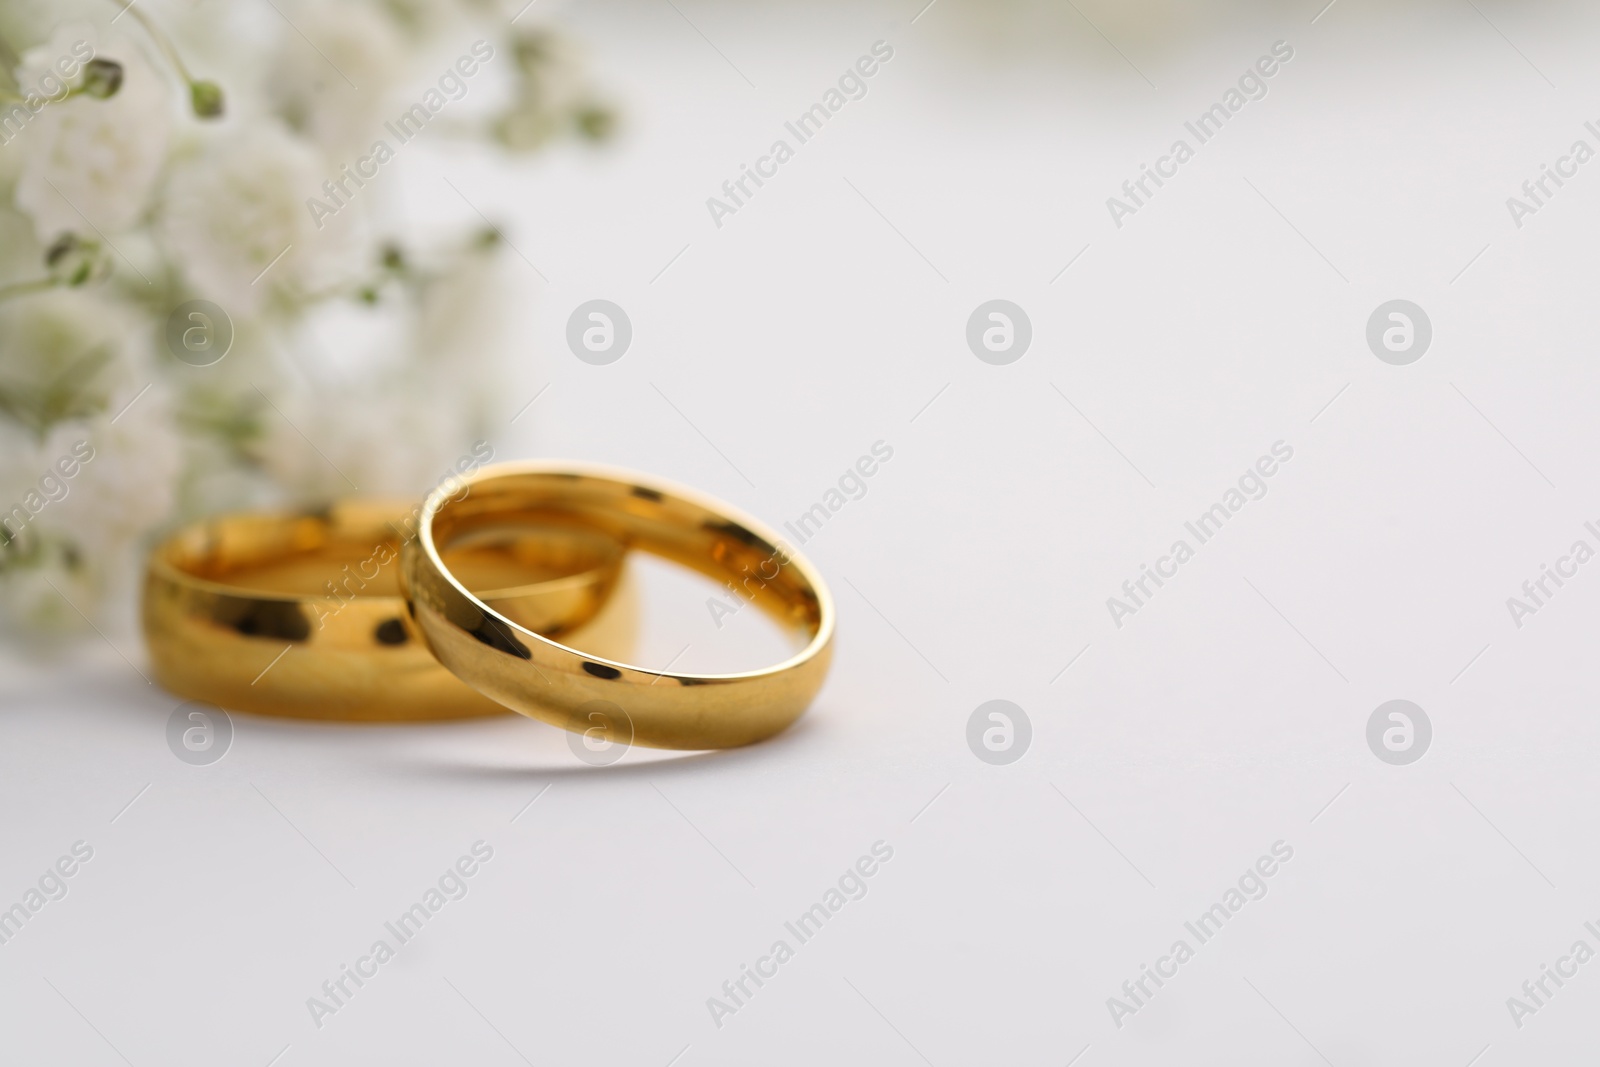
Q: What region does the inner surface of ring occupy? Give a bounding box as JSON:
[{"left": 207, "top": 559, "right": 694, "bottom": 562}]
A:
[
  {"left": 163, "top": 499, "right": 618, "bottom": 602},
  {"left": 430, "top": 473, "right": 825, "bottom": 648}
]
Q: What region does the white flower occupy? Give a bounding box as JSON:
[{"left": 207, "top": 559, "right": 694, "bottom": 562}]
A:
[
  {"left": 13, "top": 25, "right": 173, "bottom": 243},
  {"left": 4, "top": 419, "right": 180, "bottom": 638},
  {"left": 496, "top": 29, "right": 593, "bottom": 151},
  {"left": 54, "top": 384, "right": 179, "bottom": 544},
  {"left": 162, "top": 122, "right": 357, "bottom": 315},
  {"left": 0, "top": 2, "right": 598, "bottom": 642},
  {"left": 0, "top": 289, "right": 180, "bottom": 635},
  {"left": 0, "top": 286, "right": 140, "bottom": 427},
  {"left": 0, "top": 549, "right": 98, "bottom": 636},
  {"left": 270, "top": 1, "right": 408, "bottom": 156}
]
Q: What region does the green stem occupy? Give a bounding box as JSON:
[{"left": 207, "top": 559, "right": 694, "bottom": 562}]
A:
[
  {"left": 111, "top": 1, "right": 223, "bottom": 116},
  {"left": 0, "top": 278, "right": 57, "bottom": 301},
  {"left": 0, "top": 86, "right": 97, "bottom": 105},
  {"left": 120, "top": 4, "right": 194, "bottom": 83}
]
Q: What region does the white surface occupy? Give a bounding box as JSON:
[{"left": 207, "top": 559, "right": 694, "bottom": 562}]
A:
[{"left": 6, "top": 1, "right": 1600, "bottom": 1063}]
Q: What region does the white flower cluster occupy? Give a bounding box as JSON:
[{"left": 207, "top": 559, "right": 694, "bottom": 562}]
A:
[{"left": 0, "top": 0, "right": 614, "bottom": 637}]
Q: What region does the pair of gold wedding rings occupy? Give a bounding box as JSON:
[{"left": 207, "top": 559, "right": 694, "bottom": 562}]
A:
[{"left": 142, "top": 462, "right": 834, "bottom": 750}]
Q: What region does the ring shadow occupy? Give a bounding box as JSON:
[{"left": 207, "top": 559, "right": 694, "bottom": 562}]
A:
[{"left": 231, "top": 702, "right": 828, "bottom": 782}]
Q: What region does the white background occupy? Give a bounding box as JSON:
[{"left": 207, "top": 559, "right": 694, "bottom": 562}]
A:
[{"left": 6, "top": 0, "right": 1600, "bottom": 1063}]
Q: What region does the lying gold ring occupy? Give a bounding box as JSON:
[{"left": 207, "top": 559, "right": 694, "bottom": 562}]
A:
[
  {"left": 401, "top": 462, "right": 835, "bottom": 749},
  {"left": 143, "top": 498, "right": 625, "bottom": 720}
]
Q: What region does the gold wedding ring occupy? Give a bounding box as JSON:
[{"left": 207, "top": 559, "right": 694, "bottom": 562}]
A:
[
  {"left": 401, "top": 462, "right": 835, "bottom": 749},
  {"left": 143, "top": 498, "right": 624, "bottom": 720}
]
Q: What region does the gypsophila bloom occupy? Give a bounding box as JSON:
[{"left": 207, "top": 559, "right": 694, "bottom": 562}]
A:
[
  {"left": 0, "top": 401, "right": 176, "bottom": 626},
  {"left": 269, "top": 1, "right": 407, "bottom": 155},
  {"left": 14, "top": 26, "right": 172, "bottom": 243},
  {"left": 49, "top": 382, "right": 180, "bottom": 574},
  {"left": 0, "top": 3, "right": 611, "bottom": 641},
  {"left": 0, "top": 287, "right": 142, "bottom": 437},
  {"left": 0, "top": 548, "right": 97, "bottom": 635},
  {"left": 0, "top": 286, "right": 176, "bottom": 632},
  {"left": 162, "top": 122, "right": 356, "bottom": 315}
]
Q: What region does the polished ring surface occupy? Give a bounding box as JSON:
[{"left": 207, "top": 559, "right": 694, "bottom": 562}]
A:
[
  {"left": 401, "top": 462, "right": 835, "bottom": 749},
  {"left": 143, "top": 498, "right": 625, "bottom": 720}
]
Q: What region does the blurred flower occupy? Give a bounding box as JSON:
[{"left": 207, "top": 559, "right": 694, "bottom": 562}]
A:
[
  {"left": 495, "top": 28, "right": 616, "bottom": 151},
  {"left": 0, "top": 2, "right": 613, "bottom": 641},
  {"left": 50, "top": 380, "right": 181, "bottom": 573},
  {"left": 0, "top": 287, "right": 140, "bottom": 438},
  {"left": 0, "top": 290, "right": 177, "bottom": 632},
  {"left": 162, "top": 122, "right": 353, "bottom": 315},
  {"left": 0, "top": 546, "right": 97, "bottom": 635},
  {"left": 270, "top": 1, "right": 407, "bottom": 155},
  {"left": 13, "top": 26, "right": 172, "bottom": 243},
  {"left": 0, "top": 397, "right": 181, "bottom": 634}
]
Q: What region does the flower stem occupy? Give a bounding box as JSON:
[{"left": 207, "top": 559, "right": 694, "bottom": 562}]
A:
[
  {"left": 0, "top": 278, "right": 57, "bottom": 301},
  {"left": 115, "top": 2, "right": 195, "bottom": 83},
  {"left": 108, "top": 0, "right": 223, "bottom": 116}
]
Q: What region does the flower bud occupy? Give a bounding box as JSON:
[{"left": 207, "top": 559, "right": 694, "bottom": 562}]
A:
[
  {"left": 513, "top": 33, "right": 554, "bottom": 73},
  {"left": 574, "top": 104, "right": 615, "bottom": 142},
  {"left": 190, "top": 80, "right": 224, "bottom": 118},
  {"left": 44, "top": 234, "right": 107, "bottom": 287},
  {"left": 80, "top": 59, "right": 123, "bottom": 99}
]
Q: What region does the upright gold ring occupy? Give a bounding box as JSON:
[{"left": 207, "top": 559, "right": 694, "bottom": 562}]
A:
[
  {"left": 401, "top": 462, "right": 835, "bottom": 749},
  {"left": 143, "top": 498, "right": 625, "bottom": 720}
]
